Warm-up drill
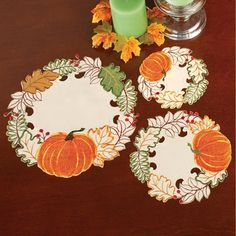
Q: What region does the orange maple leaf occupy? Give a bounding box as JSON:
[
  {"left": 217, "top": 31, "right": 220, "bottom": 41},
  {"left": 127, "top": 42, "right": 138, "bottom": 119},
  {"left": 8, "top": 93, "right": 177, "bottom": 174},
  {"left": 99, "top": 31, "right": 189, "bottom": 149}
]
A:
[
  {"left": 91, "top": 0, "right": 111, "bottom": 23},
  {"left": 92, "top": 32, "right": 116, "bottom": 49},
  {"left": 147, "top": 7, "right": 165, "bottom": 20},
  {"left": 147, "top": 23, "right": 166, "bottom": 46}
]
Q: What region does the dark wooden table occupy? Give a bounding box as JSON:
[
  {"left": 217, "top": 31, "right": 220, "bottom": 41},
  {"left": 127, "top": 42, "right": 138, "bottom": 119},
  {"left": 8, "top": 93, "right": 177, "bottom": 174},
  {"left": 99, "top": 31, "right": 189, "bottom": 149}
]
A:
[{"left": 0, "top": 0, "right": 235, "bottom": 235}]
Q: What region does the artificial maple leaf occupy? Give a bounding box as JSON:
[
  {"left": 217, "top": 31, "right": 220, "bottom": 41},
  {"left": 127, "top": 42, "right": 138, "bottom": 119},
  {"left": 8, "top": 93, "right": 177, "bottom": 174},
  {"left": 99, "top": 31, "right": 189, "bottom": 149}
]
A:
[
  {"left": 147, "top": 23, "right": 166, "bottom": 46},
  {"left": 92, "top": 22, "right": 116, "bottom": 49},
  {"left": 147, "top": 7, "right": 165, "bottom": 20},
  {"left": 21, "top": 70, "right": 59, "bottom": 94},
  {"left": 114, "top": 36, "right": 141, "bottom": 63},
  {"left": 91, "top": 0, "right": 111, "bottom": 23}
]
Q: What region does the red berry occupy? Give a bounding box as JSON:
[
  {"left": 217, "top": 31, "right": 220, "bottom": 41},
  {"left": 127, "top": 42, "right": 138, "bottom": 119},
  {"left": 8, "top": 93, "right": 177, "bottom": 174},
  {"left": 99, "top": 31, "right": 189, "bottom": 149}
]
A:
[
  {"left": 125, "top": 118, "right": 129, "bottom": 122},
  {"left": 9, "top": 116, "right": 13, "bottom": 121},
  {"left": 45, "top": 132, "right": 50, "bottom": 136},
  {"left": 15, "top": 113, "right": 19, "bottom": 117},
  {"left": 173, "top": 195, "right": 177, "bottom": 200},
  {"left": 181, "top": 116, "right": 185, "bottom": 119},
  {"left": 189, "top": 111, "right": 193, "bottom": 115},
  {"left": 126, "top": 114, "right": 130, "bottom": 117},
  {"left": 39, "top": 129, "right": 44, "bottom": 133},
  {"left": 148, "top": 97, "right": 152, "bottom": 101},
  {"left": 36, "top": 134, "right": 41, "bottom": 138},
  {"left": 3, "top": 112, "right": 8, "bottom": 117},
  {"left": 194, "top": 112, "right": 199, "bottom": 116},
  {"left": 191, "top": 120, "right": 194, "bottom": 123},
  {"left": 75, "top": 53, "right": 80, "bottom": 59},
  {"left": 183, "top": 110, "right": 188, "bottom": 114},
  {"left": 177, "top": 190, "right": 181, "bottom": 194}
]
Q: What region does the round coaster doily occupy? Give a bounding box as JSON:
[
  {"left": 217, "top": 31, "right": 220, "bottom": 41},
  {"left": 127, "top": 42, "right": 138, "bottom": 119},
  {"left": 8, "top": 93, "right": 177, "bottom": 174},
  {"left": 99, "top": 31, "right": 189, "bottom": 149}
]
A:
[
  {"left": 138, "top": 46, "right": 209, "bottom": 109},
  {"left": 130, "top": 110, "right": 232, "bottom": 204}
]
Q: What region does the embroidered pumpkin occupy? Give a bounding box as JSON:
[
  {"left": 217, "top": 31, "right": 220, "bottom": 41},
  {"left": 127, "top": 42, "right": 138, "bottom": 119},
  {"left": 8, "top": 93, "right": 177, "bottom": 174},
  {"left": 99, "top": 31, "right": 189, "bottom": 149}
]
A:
[
  {"left": 140, "top": 51, "right": 171, "bottom": 82},
  {"left": 37, "top": 129, "right": 97, "bottom": 178},
  {"left": 189, "top": 129, "right": 232, "bottom": 172}
]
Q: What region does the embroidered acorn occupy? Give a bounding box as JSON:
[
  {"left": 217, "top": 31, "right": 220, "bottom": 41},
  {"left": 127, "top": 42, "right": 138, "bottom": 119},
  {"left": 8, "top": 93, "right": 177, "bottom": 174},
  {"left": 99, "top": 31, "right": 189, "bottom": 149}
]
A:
[
  {"left": 36, "top": 128, "right": 97, "bottom": 178},
  {"left": 188, "top": 129, "right": 232, "bottom": 172}
]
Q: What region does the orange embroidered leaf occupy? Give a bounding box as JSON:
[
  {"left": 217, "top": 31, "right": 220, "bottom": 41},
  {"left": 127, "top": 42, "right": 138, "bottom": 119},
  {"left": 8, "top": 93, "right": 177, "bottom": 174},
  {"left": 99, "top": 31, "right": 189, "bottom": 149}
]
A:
[
  {"left": 114, "top": 36, "right": 141, "bottom": 63},
  {"left": 91, "top": 0, "right": 111, "bottom": 23},
  {"left": 88, "top": 125, "right": 119, "bottom": 168},
  {"left": 21, "top": 70, "right": 59, "bottom": 94},
  {"left": 92, "top": 22, "right": 116, "bottom": 49},
  {"left": 147, "top": 23, "right": 166, "bottom": 46},
  {"left": 147, "top": 7, "right": 165, "bottom": 20}
]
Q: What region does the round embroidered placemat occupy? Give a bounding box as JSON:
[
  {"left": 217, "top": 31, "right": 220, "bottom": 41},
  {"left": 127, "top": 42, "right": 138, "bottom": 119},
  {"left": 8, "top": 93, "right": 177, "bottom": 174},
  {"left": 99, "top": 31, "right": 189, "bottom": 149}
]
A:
[{"left": 5, "top": 56, "right": 138, "bottom": 178}]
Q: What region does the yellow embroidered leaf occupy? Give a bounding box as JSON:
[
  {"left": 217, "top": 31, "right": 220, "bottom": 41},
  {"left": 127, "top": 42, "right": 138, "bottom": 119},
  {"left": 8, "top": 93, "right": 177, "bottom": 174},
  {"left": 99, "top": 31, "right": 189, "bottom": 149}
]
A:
[
  {"left": 147, "top": 23, "right": 166, "bottom": 46},
  {"left": 21, "top": 70, "right": 59, "bottom": 94},
  {"left": 91, "top": 0, "right": 111, "bottom": 23},
  {"left": 147, "top": 7, "right": 165, "bottom": 20},
  {"left": 88, "top": 126, "right": 119, "bottom": 167},
  {"left": 92, "top": 32, "right": 116, "bottom": 49},
  {"left": 189, "top": 116, "right": 220, "bottom": 135},
  {"left": 120, "top": 37, "right": 141, "bottom": 63}
]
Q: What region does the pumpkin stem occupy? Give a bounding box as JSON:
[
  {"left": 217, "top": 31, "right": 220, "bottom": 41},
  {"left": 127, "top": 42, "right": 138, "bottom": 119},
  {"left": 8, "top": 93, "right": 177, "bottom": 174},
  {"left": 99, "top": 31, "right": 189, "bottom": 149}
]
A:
[
  {"left": 187, "top": 143, "right": 201, "bottom": 155},
  {"left": 65, "top": 128, "right": 85, "bottom": 141},
  {"left": 162, "top": 70, "right": 166, "bottom": 81}
]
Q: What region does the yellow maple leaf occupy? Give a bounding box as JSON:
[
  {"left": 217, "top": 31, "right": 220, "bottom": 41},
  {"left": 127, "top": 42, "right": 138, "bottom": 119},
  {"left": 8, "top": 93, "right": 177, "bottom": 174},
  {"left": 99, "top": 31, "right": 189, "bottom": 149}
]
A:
[
  {"left": 92, "top": 32, "right": 116, "bottom": 49},
  {"left": 147, "top": 23, "right": 166, "bottom": 46},
  {"left": 91, "top": 0, "right": 111, "bottom": 23},
  {"left": 114, "top": 36, "right": 141, "bottom": 63}
]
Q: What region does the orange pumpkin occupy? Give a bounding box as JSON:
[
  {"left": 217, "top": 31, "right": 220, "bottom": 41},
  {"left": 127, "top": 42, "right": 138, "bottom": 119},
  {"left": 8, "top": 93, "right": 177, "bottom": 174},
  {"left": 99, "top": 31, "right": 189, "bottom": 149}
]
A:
[
  {"left": 140, "top": 51, "right": 171, "bottom": 82},
  {"left": 189, "top": 129, "right": 232, "bottom": 172},
  {"left": 37, "top": 129, "right": 96, "bottom": 178}
]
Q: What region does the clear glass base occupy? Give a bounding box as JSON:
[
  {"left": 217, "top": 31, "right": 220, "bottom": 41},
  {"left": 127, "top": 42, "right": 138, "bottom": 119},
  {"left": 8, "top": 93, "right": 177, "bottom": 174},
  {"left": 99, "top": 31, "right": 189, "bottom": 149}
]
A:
[{"left": 154, "top": 0, "right": 207, "bottom": 40}]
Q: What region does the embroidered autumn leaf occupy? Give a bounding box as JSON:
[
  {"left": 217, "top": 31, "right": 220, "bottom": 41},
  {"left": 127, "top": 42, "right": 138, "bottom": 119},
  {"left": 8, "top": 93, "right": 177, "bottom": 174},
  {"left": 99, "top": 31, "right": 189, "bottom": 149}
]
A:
[
  {"left": 21, "top": 70, "right": 59, "bottom": 94},
  {"left": 188, "top": 115, "right": 220, "bottom": 135},
  {"left": 91, "top": 0, "right": 111, "bottom": 23},
  {"left": 92, "top": 22, "right": 116, "bottom": 49},
  {"left": 88, "top": 125, "right": 119, "bottom": 168},
  {"left": 147, "top": 7, "right": 165, "bottom": 20},
  {"left": 147, "top": 23, "right": 166, "bottom": 46},
  {"left": 98, "top": 63, "right": 126, "bottom": 97},
  {"left": 114, "top": 35, "right": 141, "bottom": 63}
]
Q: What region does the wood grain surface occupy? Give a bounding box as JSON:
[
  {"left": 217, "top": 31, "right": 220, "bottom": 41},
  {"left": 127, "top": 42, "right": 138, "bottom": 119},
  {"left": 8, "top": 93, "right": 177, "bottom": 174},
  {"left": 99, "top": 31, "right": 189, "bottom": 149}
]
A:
[{"left": 0, "top": 0, "right": 235, "bottom": 235}]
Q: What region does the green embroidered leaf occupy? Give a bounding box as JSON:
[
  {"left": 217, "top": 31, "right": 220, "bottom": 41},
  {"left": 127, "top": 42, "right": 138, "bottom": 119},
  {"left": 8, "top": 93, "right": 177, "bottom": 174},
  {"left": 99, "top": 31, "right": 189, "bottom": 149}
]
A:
[
  {"left": 98, "top": 63, "right": 126, "bottom": 97},
  {"left": 130, "top": 151, "right": 150, "bottom": 183},
  {"left": 16, "top": 130, "right": 40, "bottom": 167},
  {"left": 196, "top": 170, "right": 228, "bottom": 188},
  {"left": 183, "top": 79, "right": 209, "bottom": 105},
  {"left": 43, "top": 59, "right": 77, "bottom": 76},
  {"left": 187, "top": 59, "right": 209, "bottom": 83},
  {"left": 134, "top": 127, "right": 160, "bottom": 152},
  {"left": 117, "top": 80, "right": 137, "bottom": 115},
  {"left": 6, "top": 113, "right": 27, "bottom": 148}
]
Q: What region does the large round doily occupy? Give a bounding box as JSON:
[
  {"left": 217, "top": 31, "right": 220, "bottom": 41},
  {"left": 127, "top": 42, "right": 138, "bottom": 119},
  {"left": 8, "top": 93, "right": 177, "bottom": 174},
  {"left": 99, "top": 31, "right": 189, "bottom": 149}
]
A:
[
  {"left": 138, "top": 46, "right": 209, "bottom": 109},
  {"left": 130, "top": 111, "right": 232, "bottom": 204},
  {"left": 6, "top": 56, "right": 138, "bottom": 178}
]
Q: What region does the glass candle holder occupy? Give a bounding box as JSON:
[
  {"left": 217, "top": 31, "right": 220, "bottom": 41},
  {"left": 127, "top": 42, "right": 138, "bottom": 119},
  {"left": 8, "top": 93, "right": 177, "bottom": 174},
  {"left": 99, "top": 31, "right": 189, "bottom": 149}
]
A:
[{"left": 154, "top": 0, "right": 206, "bottom": 40}]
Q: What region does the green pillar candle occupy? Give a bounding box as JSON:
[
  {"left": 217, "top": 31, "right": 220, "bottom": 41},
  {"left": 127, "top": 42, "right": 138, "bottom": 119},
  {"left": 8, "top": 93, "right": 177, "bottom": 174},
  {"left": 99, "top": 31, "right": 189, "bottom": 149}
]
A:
[
  {"left": 166, "top": 0, "right": 193, "bottom": 7},
  {"left": 110, "top": 0, "right": 148, "bottom": 38}
]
